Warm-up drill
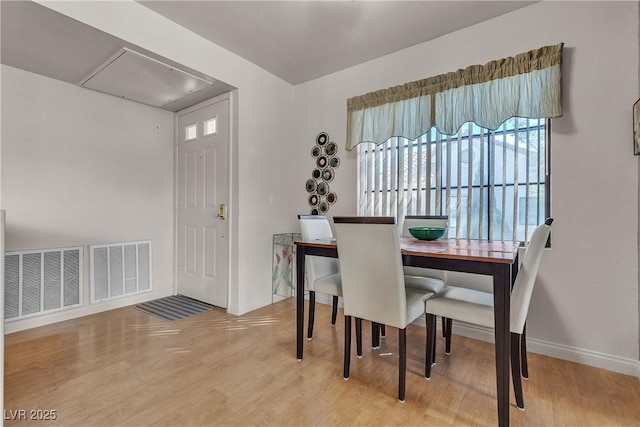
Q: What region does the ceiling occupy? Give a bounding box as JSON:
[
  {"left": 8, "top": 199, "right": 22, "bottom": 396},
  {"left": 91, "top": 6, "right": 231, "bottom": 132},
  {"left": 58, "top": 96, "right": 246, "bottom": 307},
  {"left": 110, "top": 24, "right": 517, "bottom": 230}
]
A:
[
  {"left": 1, "top": 1, "right": 535, "bottom": 110},
  {"left": 139, "top": 1, "right": 536, "bottom": 85}
]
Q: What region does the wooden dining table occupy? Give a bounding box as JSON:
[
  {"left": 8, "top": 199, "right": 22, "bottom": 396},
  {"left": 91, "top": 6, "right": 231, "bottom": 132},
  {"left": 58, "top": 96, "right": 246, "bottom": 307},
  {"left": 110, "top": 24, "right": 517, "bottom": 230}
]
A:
[{"left": 295, "top": 236, "right": 521, "bottom": 427}]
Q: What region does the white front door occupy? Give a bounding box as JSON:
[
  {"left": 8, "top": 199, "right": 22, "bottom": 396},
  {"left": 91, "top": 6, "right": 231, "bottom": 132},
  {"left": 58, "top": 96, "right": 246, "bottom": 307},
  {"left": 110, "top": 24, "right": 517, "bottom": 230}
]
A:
[{"left": 176, "top": 98, "right": 229, "bottom": 307}]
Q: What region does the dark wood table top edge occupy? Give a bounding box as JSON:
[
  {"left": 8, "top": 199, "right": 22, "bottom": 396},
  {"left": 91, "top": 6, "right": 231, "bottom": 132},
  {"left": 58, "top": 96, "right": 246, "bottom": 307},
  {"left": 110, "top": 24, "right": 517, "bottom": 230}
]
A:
[{"left": 295, "top": 237, "right": 520, "bottom": 264}]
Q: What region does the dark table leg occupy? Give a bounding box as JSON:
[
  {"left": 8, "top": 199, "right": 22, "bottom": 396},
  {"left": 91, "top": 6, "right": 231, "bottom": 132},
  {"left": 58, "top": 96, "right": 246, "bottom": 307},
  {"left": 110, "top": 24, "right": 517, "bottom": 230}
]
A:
[
  {"left": 511, "top": 251, "right": 519, "bottom": 289},
  {"left": 296, "top": 244, "right": 305, "bottom": 360},
  {"left": 493, "top": 263, "right": 511, "bottom": 427}
]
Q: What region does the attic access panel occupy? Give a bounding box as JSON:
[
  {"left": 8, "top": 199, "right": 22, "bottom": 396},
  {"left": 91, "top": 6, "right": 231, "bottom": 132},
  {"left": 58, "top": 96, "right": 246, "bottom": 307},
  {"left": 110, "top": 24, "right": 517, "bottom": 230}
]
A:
[{"left": 80, "top": 48, "right": 212, "bottom": 108}]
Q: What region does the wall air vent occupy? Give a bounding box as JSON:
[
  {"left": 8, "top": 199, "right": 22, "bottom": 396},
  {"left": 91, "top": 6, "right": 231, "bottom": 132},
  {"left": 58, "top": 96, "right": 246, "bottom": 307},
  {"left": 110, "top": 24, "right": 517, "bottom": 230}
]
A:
[
  {"left": 4, "top": 247, "right": 83, "bottom": 321},
  {"left": 79, "top": 48, "right": 212, "bottom": 108},
  {"left": 90, "top": 241, "right": 152, "bottom": 303}
]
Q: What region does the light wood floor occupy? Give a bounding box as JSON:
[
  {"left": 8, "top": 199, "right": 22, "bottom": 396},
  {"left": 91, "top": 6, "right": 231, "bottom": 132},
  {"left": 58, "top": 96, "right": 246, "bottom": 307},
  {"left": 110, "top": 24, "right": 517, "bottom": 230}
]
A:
[{"left": 4, "top": 299, "right": 639, "bottom": 426}]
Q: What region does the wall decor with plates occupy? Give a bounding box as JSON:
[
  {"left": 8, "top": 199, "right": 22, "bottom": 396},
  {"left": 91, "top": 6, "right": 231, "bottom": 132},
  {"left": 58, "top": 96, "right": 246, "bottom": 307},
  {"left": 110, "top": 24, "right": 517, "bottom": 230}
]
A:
[{"left": 306, "top": 131, "right": 339, "bottom": 214}]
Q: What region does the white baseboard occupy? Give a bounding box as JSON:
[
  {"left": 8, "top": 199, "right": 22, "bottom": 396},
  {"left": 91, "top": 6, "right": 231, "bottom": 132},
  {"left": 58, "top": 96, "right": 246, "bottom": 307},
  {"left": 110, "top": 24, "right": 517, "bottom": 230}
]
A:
[
  {"left": 412, "top": 315, "right": 640, "bottom": 378},
  {"left": 4, "top": 289, "right": 174, "bottom": 334},
  {"left": 233, "top": 295, "right": 277, "bottom": 316},
  {"left": 526, "top": 336, "right": 640, "bottom": 378},
  {"left": 271, "top": 294, "right": 290, "bottom": 304}
]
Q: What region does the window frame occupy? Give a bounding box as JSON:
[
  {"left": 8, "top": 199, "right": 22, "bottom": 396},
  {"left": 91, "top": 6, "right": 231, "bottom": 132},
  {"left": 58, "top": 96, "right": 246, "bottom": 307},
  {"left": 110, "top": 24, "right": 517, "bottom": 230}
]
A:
[{"left": 357, "top": 118, "right": 551, "bottom": 243}]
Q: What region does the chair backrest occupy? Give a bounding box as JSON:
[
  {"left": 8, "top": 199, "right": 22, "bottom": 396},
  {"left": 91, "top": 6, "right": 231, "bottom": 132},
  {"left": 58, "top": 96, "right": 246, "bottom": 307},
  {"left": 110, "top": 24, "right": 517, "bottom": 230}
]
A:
[
  {"left": 333, "top": 216, "right": 409, "bottom": 329},
  {"left": 401, "top": 215, "right": 449, "bottom": 237},
  {"left": 298, "top": 215, "right": 339, "bottom": 289},
  {"left": 510, "top": 218, "right": 553, "bottom": 334}
]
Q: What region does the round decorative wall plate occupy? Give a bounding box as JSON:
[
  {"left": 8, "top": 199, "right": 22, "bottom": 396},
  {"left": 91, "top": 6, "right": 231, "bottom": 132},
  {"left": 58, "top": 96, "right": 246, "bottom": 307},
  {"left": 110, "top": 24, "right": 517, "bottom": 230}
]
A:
[
  {"left": 318, "top": 201, "right": 329, "bottom": 213},
  {"left": 322, "top": 168, "right": 334, "bottom": 182},
  {"left": 325, "top": 141, "right": 338, "bottom": 157},
  {"left": 316, "top": 155, "right": 328, "bottom": 168},
  {"left": 326, "top": 192, "right": 337, "bottom": 204},
  {"left": 310, "top": 207, "right": 319, "bottom": 215},
  {"left": 312, "top": 168, "right": 322, "bottom": 179},
  {"left": 317, "top": 181, "right": 329, "bottom": 196},
  {"left": 316, "top": 132, "right": 329, "bottom": 146},
  {"left": 311, "top": 146, "right": 322, "bottom": 158},
  {"left": 305, "top": 178, "right": 317, "bottom": 193},
  {"left": 308, "top": 193, "right": 319, "bottom": 206},
  {"left": 329, "top": 157, "right": 340, "bottom": 168}
]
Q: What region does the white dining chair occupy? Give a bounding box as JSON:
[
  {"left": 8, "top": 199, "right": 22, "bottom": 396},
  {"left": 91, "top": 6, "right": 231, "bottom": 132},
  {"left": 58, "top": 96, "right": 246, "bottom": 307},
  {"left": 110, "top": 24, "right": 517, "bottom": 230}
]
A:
[
  {"left": 298, "top": 215, "right": 342, "bottom": 340},
  {"left": 367, "top": 215, "right": 449, "bottom": 349},
  {"left": 333, "top": 216, "right": 433, "bottom": 402},
  {"left": 401, "top": 215, "right": 449, "bottom": 339},
  {"left": 424, "top": 218, "right": 553, "bottom": 410}
]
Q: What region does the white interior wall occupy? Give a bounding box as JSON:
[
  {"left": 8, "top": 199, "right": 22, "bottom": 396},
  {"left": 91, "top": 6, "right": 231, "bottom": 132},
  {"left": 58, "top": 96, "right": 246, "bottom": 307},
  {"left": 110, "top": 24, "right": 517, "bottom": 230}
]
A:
[
  {"left": 38, "top": 0, "right": 296, "bottom": 315},
  {"left": 1, "top": 65, "right": 175, "bottom": 332},
  {"left": 294, "top": 1, "right": 639, "bottom": 376}
]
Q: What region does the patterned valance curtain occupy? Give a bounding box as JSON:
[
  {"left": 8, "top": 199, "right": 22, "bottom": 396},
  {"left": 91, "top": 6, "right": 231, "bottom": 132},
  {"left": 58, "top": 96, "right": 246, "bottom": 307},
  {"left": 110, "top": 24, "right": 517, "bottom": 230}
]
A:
[{"left": 346, "top": 43, "right": 563, "bottom": 150}]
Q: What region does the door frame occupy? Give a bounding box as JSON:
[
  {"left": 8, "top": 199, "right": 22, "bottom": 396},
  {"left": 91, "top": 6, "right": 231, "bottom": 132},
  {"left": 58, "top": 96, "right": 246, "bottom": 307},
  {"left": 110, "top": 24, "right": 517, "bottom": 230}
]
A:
[{"left": 173, "top": 91, "right": 236, "bottom": 310}]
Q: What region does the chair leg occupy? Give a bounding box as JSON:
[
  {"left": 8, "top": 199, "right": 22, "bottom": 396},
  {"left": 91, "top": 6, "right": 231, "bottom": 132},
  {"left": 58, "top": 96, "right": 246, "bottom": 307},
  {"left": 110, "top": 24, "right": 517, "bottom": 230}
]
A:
[
  {"left": 371, "top": 322, "right": 380, "bottom": 349},
  {"left": 521, "top": 326, "right": 529, "bottom": 379},
  {"left": 344, "top": 315, "right": 352, "bottom": 379},
  {"left": 432, "top": 314, "right": 438, "bottom": 369},
  {"left": 331, "top": 295, "right": 339, "bottom": 325},
  {"left": 445, "top": 318, "right": 453, "bottom": 354},
  {"left": 399, "top": 328, "right": 407, "bottom": 402},
  {"left": 442, "top": 316, "right": 447, "bottom": 339},
  {"left": 307, "top": 291, "right": 316, "bottom": 340},
  {"left": 380, "top": 324, "right": 386, "bottom": 338},
  {"left": 425, "top": 313, "right": 436, "bottom": 379},
  {"left": 431, "top": 315, "right": 437, "bottom": 364},
  {"left": 355, "top": 318, "right": 363, "bottom": 357},
  {"left": 511, "top": 332, "right": 525, "bottom": 410},
  {"left": 431, "top": 331, "right": 436, "bottom": 366}
]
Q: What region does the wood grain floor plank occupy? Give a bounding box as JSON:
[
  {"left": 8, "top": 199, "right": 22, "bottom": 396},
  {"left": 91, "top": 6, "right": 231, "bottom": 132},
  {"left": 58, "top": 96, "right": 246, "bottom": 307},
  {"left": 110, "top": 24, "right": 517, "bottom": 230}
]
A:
[{"left": 4, "top": 299, "right": 639, "bottom": 426}]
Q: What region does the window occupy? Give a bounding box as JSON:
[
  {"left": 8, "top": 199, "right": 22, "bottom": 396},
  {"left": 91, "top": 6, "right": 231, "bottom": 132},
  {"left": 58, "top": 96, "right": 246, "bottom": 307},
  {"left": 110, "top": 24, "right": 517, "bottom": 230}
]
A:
[
  {"left": 185, "top": 124, "right": 197, "bottom": 141},
  {"left": 350, "top": 45, "right": 561, "bottom": 243},
  {"left": 203, "top": 117, "right": 217, "bottom": 136},
  {"left": 357, "top": 117, "right": 549, "bottom": 242}
]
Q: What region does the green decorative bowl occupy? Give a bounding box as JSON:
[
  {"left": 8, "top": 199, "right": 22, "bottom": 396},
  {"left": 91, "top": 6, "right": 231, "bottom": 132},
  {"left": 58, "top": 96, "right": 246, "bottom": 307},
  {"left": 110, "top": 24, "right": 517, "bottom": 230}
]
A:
[{"left": 408, "top": 226, "right": 447, "bottom": 241}]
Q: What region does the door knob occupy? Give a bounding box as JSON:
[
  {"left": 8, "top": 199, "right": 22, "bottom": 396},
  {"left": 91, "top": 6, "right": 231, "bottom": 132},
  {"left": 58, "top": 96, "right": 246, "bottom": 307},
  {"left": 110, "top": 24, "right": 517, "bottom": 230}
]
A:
[{"left": 217, "top": 204, "right": 228, "bottom": 220}]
